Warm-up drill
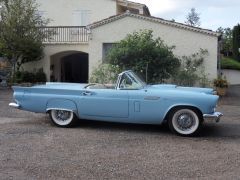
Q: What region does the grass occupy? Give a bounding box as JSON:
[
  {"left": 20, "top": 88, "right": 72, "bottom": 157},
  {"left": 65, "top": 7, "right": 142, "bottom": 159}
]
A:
[{"left": 221, "top": 57, "right": 240, "bottom": 70}]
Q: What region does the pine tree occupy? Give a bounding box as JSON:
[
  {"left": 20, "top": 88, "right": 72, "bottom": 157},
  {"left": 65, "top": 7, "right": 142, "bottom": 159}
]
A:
[
  {"left": 232, "top": 24, "right": 240, "bottom": 61},
  {"left": 185, "top": 8, "right": 201, "bottom": 27},
  {"left": 217, "top": 27, "right": 233, "bottom": 56}
]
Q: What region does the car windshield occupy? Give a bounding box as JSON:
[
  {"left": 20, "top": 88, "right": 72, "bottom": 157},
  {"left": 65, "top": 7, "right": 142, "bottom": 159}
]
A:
[
  {"left": 127, "top": 71, "right": 147, "bottom": 87},
  {"left": 118, "top": 71, "right": 147, "bottom": 90}
]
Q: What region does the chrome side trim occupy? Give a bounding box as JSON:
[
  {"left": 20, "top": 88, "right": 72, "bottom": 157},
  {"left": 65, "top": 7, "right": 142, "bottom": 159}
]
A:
[
  {"left": 213, "top": 90, "right": 217, "bottom": 95},
  {"left": 46, "top": 108, "right": 74, "bottom": 113},
  {"left": 203, "top": 112, "right": 223, "bottom": 123},
  {"left": 9, "top": 102, "right": 20, "bottom": 109},
  {"left": 144, "top": 96, "right": 160, "bottom": 100}
]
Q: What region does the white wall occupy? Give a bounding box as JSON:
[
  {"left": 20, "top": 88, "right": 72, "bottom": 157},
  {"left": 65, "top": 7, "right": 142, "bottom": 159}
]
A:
[
  {"left": 222, "top": 69, "right": 240, "bottom": 85},
  {"left": 36, "top": 0, "right": 117, "bottom": 26},
  {"left": 23, "top": 43, "right": 89, "bottom": 81},
  {"left": 89, "top": 16, "right": 218, "bottom": 79}
]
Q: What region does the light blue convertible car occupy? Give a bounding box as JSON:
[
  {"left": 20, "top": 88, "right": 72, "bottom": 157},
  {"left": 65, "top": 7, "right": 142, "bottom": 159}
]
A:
[{"left": 9, "top": 70, "right": 222, "bottom": 136}]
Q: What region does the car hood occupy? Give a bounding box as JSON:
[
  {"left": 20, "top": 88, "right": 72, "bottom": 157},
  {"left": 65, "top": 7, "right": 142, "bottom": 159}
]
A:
[{"left": 149, "top": 84, "right": 215, "bottom": 94}]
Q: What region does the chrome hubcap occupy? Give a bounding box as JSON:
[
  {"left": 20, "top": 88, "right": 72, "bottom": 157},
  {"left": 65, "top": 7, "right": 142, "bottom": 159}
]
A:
[
  {"left": 55, "top": 110, "right": 71, "bottom": 121},
  {"left": 177, "top": 113, "right": 195, "bottom": 131}
]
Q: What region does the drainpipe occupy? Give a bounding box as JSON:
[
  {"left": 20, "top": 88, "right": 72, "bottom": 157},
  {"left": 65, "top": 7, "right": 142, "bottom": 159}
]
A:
[
  {"left": 86, "top": 27, "right": 92, "bottom": 40},
  {"left": 217, "top": 35, "right": 222, "bottom": 77},
  {"left": 145, "top": 63, "right": 148, "bottom": 83}
]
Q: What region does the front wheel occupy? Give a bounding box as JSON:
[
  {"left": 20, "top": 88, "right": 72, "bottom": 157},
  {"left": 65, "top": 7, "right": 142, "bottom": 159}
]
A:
[
  {"left": 168, "top": 108, "right": 202, "bottom": 136},
  {"left": 49, "top": 109, "right": 77, "bottom": 127}
]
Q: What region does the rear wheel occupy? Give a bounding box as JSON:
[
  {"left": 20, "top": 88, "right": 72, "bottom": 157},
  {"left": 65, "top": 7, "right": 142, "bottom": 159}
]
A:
[
  {"left": 49, "top": 110, "right": 77, "bottom": 127},
  {"left": 168, "top": 108, "right": 202, "bottom": 136}
]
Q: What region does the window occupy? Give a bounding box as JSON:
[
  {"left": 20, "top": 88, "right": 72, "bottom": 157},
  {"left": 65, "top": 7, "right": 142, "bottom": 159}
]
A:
[
  {"left": 73, "top": 10, "right": 91, "bottom": 26},
  {"left": 102, "top": 43, "right": 117, "bottom": 61}
]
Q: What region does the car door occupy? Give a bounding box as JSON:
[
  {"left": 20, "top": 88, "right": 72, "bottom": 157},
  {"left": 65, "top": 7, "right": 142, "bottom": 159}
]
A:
[
  {"left": 77, "top": 89, "right": 129, "bottom": 119},
  {"left": 127, "top": 89, "right": 164, "bottom": 124}
]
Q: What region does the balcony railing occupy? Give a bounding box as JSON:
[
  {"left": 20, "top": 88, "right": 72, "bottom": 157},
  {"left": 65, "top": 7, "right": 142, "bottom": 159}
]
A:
[{"left": 40, "top": 26, "right": 89, "bottom": 43}]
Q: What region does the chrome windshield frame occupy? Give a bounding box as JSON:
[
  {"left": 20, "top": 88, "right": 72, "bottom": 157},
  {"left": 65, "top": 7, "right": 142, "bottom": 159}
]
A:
[{"left": 116, "top": 70, "right": 146, "bottom": 90}]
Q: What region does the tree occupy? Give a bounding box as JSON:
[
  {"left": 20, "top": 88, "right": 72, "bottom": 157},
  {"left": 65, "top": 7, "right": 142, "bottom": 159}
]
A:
[
  {"left": 185, "top": 8, "right": 201, "bottom": 27},
  {"left": 90, "top": 63, "right": 121, "bottom": 84},
  {"left": 106, "top": 30, "right": 180, "bottom": 83},
  {"left": 0, "top": 0, "right": 49, "bottom": 74},
  {"left": 232, "top": 24, "right": 240, "bottom": 61},
  {"left": 217, "top": 27, "right": 233, "bottom": 56}
]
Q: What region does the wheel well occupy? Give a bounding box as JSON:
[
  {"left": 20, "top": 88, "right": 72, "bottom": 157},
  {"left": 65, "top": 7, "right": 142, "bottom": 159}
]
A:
[
  {"left": 46, "top": 99, "right": 78, "bottom": 116},
  {"left": 47, "top": 108, "right": 74, "bottom": 114},
  {"left": 165, "top": 105, "right": 203, "bottom": 121}
]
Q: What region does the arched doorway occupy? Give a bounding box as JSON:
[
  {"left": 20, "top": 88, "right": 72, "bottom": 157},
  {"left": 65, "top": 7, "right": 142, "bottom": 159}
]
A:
[{"left": 50, "top": 51, "right": 89, "bottom": 83}]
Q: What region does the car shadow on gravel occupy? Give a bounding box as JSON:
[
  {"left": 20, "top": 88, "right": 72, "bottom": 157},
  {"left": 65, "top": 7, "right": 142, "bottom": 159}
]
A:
[
  {"left": 8, "top": 116, "right": 240, "bottom": 139},
  {"left": 198, "top": 123, "right": 240, "bottom": 139},
  {"left": 74, "top": 119, "right": 172, "bottom": 135},
  {"left": 73, "top": 120, "right": 240, "bottom": 138}
]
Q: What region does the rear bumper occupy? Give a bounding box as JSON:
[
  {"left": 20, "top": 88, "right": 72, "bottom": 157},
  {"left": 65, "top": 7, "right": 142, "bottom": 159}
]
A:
[
  {"left": 9, "top": 102, "right": 20, "bottom": 109},
  {"left": 203, "top": 112, "right": 223, "bottom": 123}
]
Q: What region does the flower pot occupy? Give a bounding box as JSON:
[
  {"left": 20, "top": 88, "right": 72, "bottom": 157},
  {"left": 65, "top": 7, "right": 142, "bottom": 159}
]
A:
[{"left": 216, "top": 87, "right": 227, "bottom": 96}]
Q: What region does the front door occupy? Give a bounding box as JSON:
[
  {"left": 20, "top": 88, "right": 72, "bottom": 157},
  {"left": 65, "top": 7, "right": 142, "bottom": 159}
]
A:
[{"left": 78, "top": 89, "right": 129, "bottom": 118}]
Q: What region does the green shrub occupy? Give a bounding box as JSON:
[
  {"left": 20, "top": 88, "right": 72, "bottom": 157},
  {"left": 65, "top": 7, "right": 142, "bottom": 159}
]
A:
[
  {"left": 22, "top": 71, "right": 35, "bottom": 83},
  {"left": 221, "top": 57, "right": 240, "bottom": 70},
  {"left": 13, "top": 68, "right": 46, "bottom": 83},
  {"left": 106, "top": 30, "right": 180, "bottom": 83},
  {"left": 172, "top": 49, "right": 210, "bottom": 87},
  {"left": 35, "top": 68, "right": 47, "bottom": 82},
  {"left": 90, "top": 63, "right": 121, "bottom": 84},
  {"left": 232, "top": 24, "right": 240, "bottom": 61}
]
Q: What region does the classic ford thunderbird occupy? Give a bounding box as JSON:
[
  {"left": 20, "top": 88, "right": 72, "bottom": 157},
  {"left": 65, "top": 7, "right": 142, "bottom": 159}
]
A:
[{"left": 9, "top": 70, "right": 223, "bottom": 136}]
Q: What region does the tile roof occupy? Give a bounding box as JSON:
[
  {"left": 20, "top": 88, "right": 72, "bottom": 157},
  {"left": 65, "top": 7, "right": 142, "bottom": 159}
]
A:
[
  {"left": 88, "top": 11, "right": 220, "bottom": 37},
  {"left": 118, "top": 0, "right": 146, "bottom": 7}
]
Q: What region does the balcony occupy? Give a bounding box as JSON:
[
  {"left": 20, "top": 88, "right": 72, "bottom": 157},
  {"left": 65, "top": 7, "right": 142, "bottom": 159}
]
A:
[{"left": 40, "top": 26, "right": 89, "bottom": 44}]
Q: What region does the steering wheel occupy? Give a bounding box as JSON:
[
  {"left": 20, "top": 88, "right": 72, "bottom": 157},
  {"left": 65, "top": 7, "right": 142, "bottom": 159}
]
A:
[
  {"left": 84, "top": 83, "right": 97, "bottom": 89},
  {"left": 84, "top": 83, "right": 107, "bottom": 89}
]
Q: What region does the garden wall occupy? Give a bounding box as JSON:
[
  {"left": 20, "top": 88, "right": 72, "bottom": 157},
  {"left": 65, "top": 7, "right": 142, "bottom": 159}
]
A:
[{"left": 222, "top": 69, "right": 240, "bottom": 85}]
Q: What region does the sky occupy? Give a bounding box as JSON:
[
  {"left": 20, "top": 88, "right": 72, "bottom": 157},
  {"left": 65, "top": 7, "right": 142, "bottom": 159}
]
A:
[{"left": 131, "top": 0, "right": 240, "bottom": 31}]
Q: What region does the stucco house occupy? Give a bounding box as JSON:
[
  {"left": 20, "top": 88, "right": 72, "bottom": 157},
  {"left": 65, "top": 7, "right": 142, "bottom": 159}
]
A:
[{"left": 24, "top": 0, "right": 220, "bottom": 83}]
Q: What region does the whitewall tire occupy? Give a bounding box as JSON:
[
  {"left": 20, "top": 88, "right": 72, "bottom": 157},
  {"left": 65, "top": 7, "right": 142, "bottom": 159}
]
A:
[
  {"left": 168, "top": 108, "right": 202, "bottom": 136},
  {"left": 50, "top": 109, "right": 77, "bottom": 127}
]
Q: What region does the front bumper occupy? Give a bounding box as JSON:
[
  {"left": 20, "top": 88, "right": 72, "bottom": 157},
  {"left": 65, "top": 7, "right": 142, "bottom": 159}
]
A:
[
  {"left": 9, "top": 102, "right": 20, "bottom": 109},
  {"left": 203, "top": 112, "right": 223, "bottom": 123}
]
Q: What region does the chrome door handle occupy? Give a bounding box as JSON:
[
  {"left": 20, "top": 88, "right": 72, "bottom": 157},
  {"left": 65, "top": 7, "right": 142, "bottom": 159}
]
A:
[{"left": 82, "top": 91, "right": 92, "bottom": 96}]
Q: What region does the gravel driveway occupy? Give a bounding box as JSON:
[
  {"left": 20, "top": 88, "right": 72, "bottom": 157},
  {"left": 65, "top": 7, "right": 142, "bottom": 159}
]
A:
[{"left": 0, "top": 86, "right": 240, "bottom": 179}]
